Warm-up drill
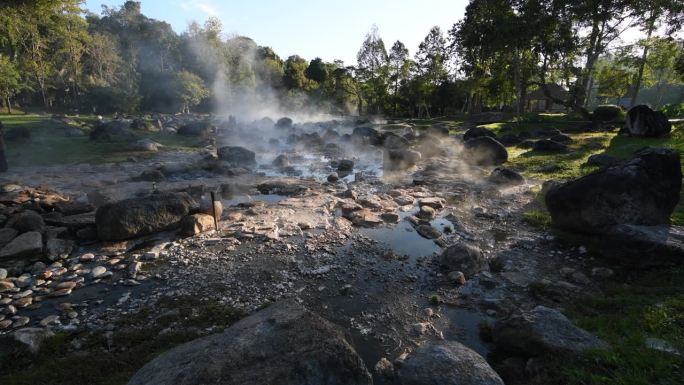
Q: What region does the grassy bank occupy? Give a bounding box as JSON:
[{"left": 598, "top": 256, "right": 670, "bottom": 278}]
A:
[{"left": 0, "top": 114, "right": 198, "bottom": 167}]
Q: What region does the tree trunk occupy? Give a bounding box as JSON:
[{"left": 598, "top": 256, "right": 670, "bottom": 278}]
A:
[
  {"left": 6, "top": 97, "right": 11, "bottom": 114},
  {"left": 630, "top": 17, "right": 655, "bottom": 108},
  {"left": 0, "top": 123, "right": 8, "bottom": 172}
]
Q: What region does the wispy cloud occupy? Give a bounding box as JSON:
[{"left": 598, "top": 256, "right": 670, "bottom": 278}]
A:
[{"left": 178, "top": 0, "right": 221, "bottom": 17}]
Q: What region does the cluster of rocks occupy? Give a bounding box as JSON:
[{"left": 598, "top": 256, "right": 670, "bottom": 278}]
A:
[
  {"left": 128, "top": 300, "right": 506, "bottom": 385},
  {"left": 0, "top": 187, "right": 91, "bottom": 265},
  {"left": 0, "top": 248, "right": 150, "bottom": 330}
]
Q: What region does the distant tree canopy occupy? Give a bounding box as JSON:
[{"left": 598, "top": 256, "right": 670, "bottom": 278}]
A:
[{"left": 0, "top": 0, "right": 682, "bottom": 117}]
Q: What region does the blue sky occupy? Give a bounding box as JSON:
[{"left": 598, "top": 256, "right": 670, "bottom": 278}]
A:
[{"left": 84, "top": 0, "right": 468, "bottom": 65}]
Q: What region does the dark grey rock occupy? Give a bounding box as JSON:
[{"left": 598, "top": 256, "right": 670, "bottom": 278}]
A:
[
  {"left": 352, "top": 126, "right": 382, "bottom": 145},
  {"left": 96, "top": 192, "right": 198, "bottom": 241},
  {"left": 217, "top": 146, "right": 257, "bottom": 168},
  {"left": 338, "top": 159, "right": 355, "bottom": 172},
  {"left": 397, "top": 340, "right": 504, "bottom": 385},
  {"left": 464, "top": 126, "right": 497, "bottom": 142},
  {"left": 546, "top": 148, "right": 682, "bottom": 233},
  {"left": 488, "top": 167, "right": 525, "bottom": 186},
  {"left": 439, "top": 242, "right": 486, "bottom": 277},
  {"left": 463, "top": 136, "right": 508, "bottom": 166},
  {"left": 127, "top": 301, "right": 372, "bottom": 385},
  {"left": 178, "top": 121, "right": 214, "bottom": 137},
  {"left": 626, "top": 105, "right": 671, "bottom": 137},
  {"left": 272, "top": 154, "right": 289, "bottom": 169},
  {"left": 275, "top": 117, "right": 293, "bottom": 129},
  {"left": 6, "top": 210, "right": 44, "bottom": 233},
  {"left": 586, "top": 154, "right": 618, "bottom": 168},
  {"left": 0, "top": 231, "right": 42, "bottom": 260},
  {"left": 492, "top": 306, "right": 609, "bottom": 355},
  {"left": 385, "top": 149, "right": 422, "bottom": 171},
  {"left": 600, "top": 224, "right": 684, "bottom": 266}
]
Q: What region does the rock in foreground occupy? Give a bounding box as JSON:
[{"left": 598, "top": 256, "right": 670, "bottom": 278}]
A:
[
  {"left": 127, "top": 301, "right": 372, "bottom": 385},
  {"left": 397, "top": 340, "right": 504, "bottom": 385},
  {"left": 545, "top": 148, "right": 681, "bottom": 233},
  {"left": 96, "top": 192, "right": 198, "bottom": 241},
  {"left": 493, "top": 306, "right": 609, "bottom": 356}
]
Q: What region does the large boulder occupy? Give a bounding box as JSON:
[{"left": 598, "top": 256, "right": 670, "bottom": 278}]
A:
[
  {"left": 545, "top": 148, "right": 682, "bottom": 233},
  {"left": 439, "top": 242, "right": 486, "bottom": 277},
  {"left": 463, "top": 126, "right": 497, "bottom": 142},
  {"left": 626, "top": 105, "right": 671, "bottom": 137},
  {"left": 217, "top": 146, "right": 257, "bottom": 168},
  {"left": 96, "top": 192, "right": 198, "bottom": 241},
  {"left": 492, "top": 306, "right": 609, "bottom": 356},
  {"left": 397, "top": 341, "right": 504, "bottom": 385},
  {"left": 127, "top": 301, "right": 372, "bottom": 385},
  {"left": 463, "top": 137, "right": 508, "bottom": 166},
  {"left": 0, "top": 231, "right": 42, "bottom": 260}
]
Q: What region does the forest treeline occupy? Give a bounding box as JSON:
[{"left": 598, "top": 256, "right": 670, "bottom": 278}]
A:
[{"left": 0, "top": 0, "right": 683, "bottom": 117}]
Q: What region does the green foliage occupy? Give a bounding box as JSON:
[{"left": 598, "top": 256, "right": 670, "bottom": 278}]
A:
[
  {"left": 522, "top": 210, "right": 552, "bottom": 229},
  {"left": 174, "top": 71, "right": 209, "bottom": 113},
  {"left": 305, "top": 58, "right": 328, "bottom": 83},
  {"left": 592, "top": 105, "right": 625, "bottom": 122},
  {"left": 0, "top": 56, "right": 23, "bottom": 113},
  {"left": 661, "top": 103, "right": 684, "bottom": 118}
]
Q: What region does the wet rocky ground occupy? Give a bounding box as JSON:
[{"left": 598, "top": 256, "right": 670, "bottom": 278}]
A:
[{"left": 0, "top": 116, "right": 645, "bottom": 384}]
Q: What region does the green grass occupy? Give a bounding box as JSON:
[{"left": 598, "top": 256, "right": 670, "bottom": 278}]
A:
[
  {"left": 522, "top": 210, "right": 552, "bottom": 229},
  {"left": 0, "top": 296, "right": 245, "bottom": 385},
  {"left": 537, "top": 266, "right": 684, "bottom": 385},
  {"left": 0, "top": 114, "right": 199, "bottom": 167}
]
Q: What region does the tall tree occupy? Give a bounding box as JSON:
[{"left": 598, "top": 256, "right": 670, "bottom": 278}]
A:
[
  {"left": 0, "top": 56, "right": 23, "bottom": 114},
  {"left": 356, "top": 25, "right": 389, "bottom": 114}
]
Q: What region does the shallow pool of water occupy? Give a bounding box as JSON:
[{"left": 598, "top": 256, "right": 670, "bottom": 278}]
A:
[
  {"left": 222, "top": 194, "right": 287, "bottom": 206},
  {"left": 359, "top": 210, "right": 444, "bottom": 260}
]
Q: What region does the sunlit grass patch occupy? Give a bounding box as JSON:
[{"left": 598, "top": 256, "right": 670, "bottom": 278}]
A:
[{"left": 1, "top": 115, "right": 198, "bottom": 167}]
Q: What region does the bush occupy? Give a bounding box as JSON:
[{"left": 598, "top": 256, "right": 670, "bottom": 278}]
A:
[
  {"left": 592, "top": 105, "right": 625, "bottom": 122},
  {"left": 661, "top": 103, "right": 684, "bottom": 119}
]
